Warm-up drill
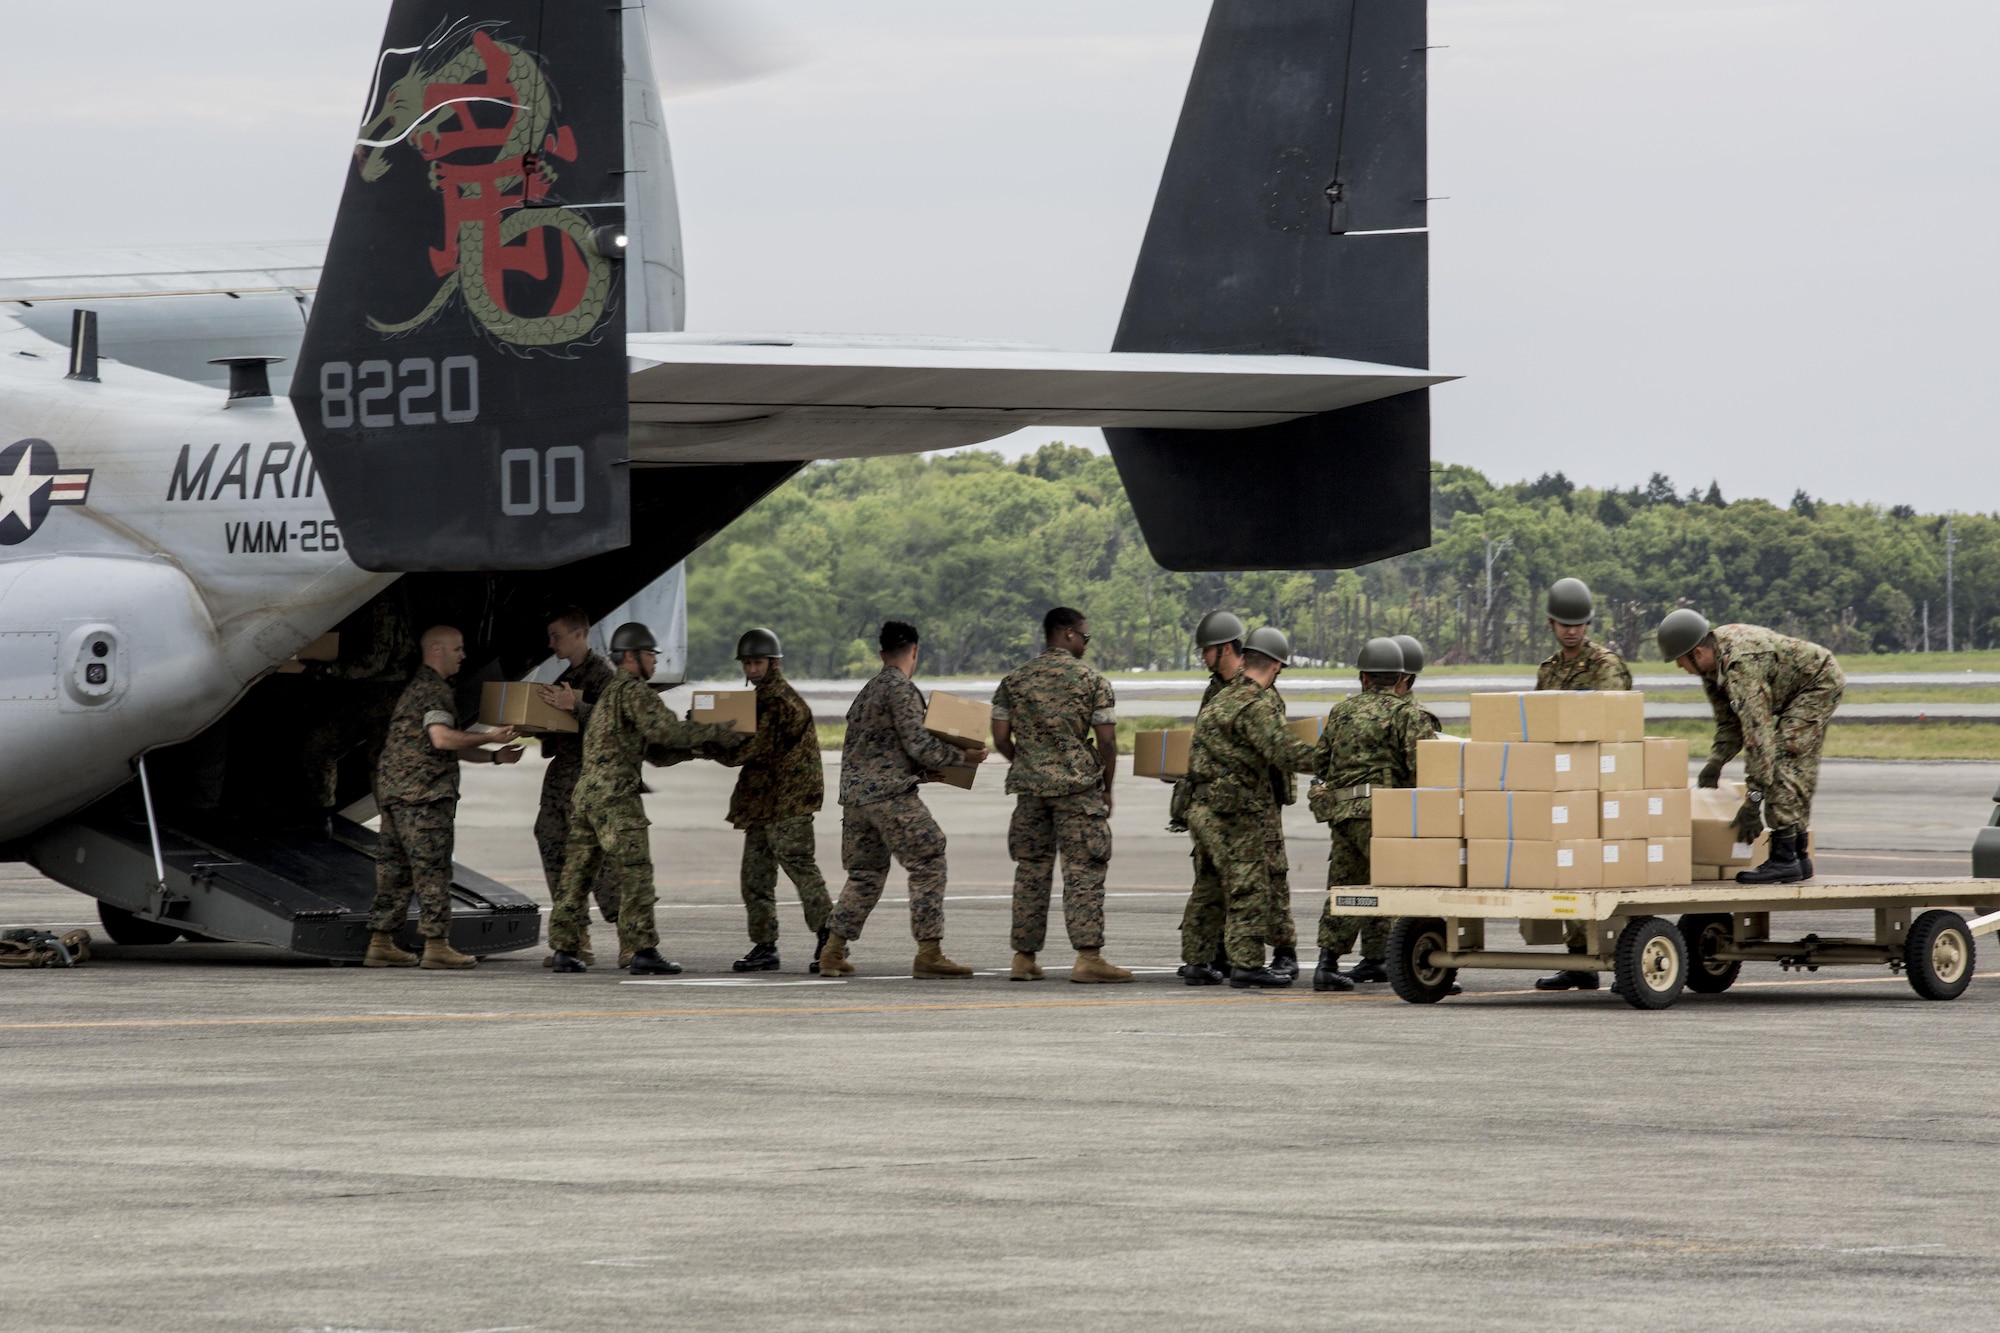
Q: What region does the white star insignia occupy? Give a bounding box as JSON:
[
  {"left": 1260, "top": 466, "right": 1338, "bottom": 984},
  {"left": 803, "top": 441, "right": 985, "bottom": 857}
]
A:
[{"left": 0, "top": 447, "right": 53, "bottom": 534}]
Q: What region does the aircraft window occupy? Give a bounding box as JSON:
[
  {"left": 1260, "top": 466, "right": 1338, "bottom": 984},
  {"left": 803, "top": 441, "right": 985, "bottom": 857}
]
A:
[{"left": 91, "top": 641, "right": 108, "bottom": 658}]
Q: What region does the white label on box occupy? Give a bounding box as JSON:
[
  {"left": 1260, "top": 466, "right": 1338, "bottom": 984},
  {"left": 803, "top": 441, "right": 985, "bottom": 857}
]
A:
[
  {"left": 1459, "top": 798, "right": 1465, "bottom": 814},
  {"left": 1552, "top": 805, "right": 1569, "bottom": 825},
  {"left": 1648, "top": 796, "right": 1664, "bottom": 816},
  {"left": 1557, "top": 849, "right": 1574, "bottom": 867},
  {"left": 693, "top": 694, "right": 715, "bottom": 709},
  {"left": 1555, "top": 754, "right": 1571, "bottom": 773},
  {"left": 1604, "top": 800, "right": 1620, "bottom": 819},
  {"left": 1648, "top": 844, "right": 1665, "bottom": 863},
  {"left": 1732, "top": 841, "right": 1754, "bottom": 858},
  {"left": 1459, "top": 847, "right": 1468, "bottom": 864},
  {"left": 1600, "top": 755, "right": 1617, "bottom": 774},
  {"left": 1603, "top": 844, "right": 1620, "bottom": 863}
]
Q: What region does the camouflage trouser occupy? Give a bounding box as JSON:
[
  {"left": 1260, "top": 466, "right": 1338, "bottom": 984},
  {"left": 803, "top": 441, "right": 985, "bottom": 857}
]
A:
[
  {"left": 829, "top": 791, "right": 947, "bottom": 944},
  {"left": 1185, "top": 802, "right": 1273, "bottom": 970},
  {"left": 368, "top": 798, "right": 456, "bottom": 938},
  {"left": 1318, "top": 817, "right": 1388, "bottom": 960},
  {"left": 741, "top": 815, "right": 831, "bottom": 944},
  {"left": 1008, "top": 790, "right": 1111, "bottom": 954},
  {"left": 535, "top": 761, "right": 620, "bottom": 922},
  {"left": 549, "top": 796, "right": 658, "bottom": 957},
  {"left": 1761, "top": 678, "right": 1844, "bottom": 833},
  {"left": 1264, "top": 803, "right": 1297, "bottom": 950}
]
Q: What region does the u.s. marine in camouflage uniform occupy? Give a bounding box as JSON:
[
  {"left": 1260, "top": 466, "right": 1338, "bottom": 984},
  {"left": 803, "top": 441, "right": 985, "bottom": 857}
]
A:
[
  {"left": 546, "top": 623, "right": 743, "bottom": 974},
  {"left": 533, "top": 609, "right": 620, "bottom": 944},
  {"left": 991, "top": 607, "right": 1127, "bottom": 983},
  {"left": 818, "top": 620, "right": 987, "bottom": 980},
  {"left": 1309, "top": 641, "right": 1437, "bottom": 986},
  {"left": 364, "top": 625, "right": 523, "bottom": 970},
  {"left": 1183, "top": 652, "right": 1318, "bottom": 986},
  {"left": 717, "top": 631, "right": 828, "bottom": 972}
]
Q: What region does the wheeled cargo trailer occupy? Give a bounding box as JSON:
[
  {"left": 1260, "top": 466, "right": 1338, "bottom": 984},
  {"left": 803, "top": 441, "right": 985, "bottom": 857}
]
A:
[{"left": 1332, "top": 879, "right": 2000, "bottom": 1010}]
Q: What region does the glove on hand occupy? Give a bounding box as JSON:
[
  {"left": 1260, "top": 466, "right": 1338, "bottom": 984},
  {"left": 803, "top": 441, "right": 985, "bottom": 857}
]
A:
[
  {"left": 1697, "top": 758, "right": 1725, "bottom": 789},
  {"left": 1731, "top": 799, "right": 1763, "bottom": 844}
]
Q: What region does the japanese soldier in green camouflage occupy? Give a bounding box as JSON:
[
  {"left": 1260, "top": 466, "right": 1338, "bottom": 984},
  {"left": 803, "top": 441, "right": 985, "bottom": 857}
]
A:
[
  {"left": 1309, "top": 637, "right": 1439, "bottom": 991},
  {"left": 817, "top": 621, "right": 990, "bottom": 980},
  {"left": 364, "top": 626, "right": 523, "bottom": 971},
  {"left": 546, "top": 623, "right": 746, "bottom": 975},
  {"left": 1183, "top": 627, "right": 1319, "bottom": 989},
  {"left": 1175, "top": 610, "right": 1246, "bottom": 984},
  {"left": 991, "top": 607, "right": 1128, "bottom": 985},
  {"left": 1537, "top": 578, "right": 1633, "bottom": 692},
  {"left": 1660, "top": 609, "right": 1845, "bottom": 886},
  {"left": 717, "top": 627, "right": 831, "bottom": 974},
  {"left": 531, "top": 606, "right": 618, "bottom": 967}
]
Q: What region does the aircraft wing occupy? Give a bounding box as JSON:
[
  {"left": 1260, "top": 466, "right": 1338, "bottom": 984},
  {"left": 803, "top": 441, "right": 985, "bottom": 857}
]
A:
[{"left": 625, "top": 333, "right": 1452, "bottom": 463}]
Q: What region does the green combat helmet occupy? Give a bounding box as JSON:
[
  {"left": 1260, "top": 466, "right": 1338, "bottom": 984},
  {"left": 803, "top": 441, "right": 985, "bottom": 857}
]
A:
[
  {"left": 608, "top": 622, "right": 658, "bottom": 653},
  {"left": 1194, "top": 609, "right": 1246, "bottom": 649},
  {"left": 735, "top": 627, "right": 783, "bottom": 660},
  {"left": 1357, "top": 637, "right": 1406, "bottom": 673},
  {"left": 1391, "top": 634, "right": 1426, "bottom": 674},
  {"left": 1656, "top": 609, "right": 1711, "bottom": 663},
  {"left": 1547, "top": 578, "right": 1595, "bottom": 626},
  {"left": 1244, "top": 625, "right": 1292, "bottom": 664}
]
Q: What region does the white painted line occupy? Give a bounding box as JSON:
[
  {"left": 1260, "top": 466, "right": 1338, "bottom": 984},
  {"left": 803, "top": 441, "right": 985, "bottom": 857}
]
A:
[{"left": 619, "top": 978, "right": 846, "bottom": 988}]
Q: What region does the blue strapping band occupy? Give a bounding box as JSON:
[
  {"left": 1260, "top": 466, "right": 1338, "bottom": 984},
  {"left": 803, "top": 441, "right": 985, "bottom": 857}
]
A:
[
  {"left": 1506, "top": 792, "right": 1514, "bottom": 840},
  {"left": 1411, "top": 796, "right": 1418, "bottom": 839},
  {"left": 1518, "top": 693, "right": 1528, "bottom": 741},
  {"left": 1499, "top": 742, "right": 1510, "bottom": 790},
  {"left": 1504, "top": 836, "right": 1514, "bottom": 888}
]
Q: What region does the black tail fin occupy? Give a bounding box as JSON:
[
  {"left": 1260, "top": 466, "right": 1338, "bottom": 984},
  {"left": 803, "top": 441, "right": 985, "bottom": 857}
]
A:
[
  {"left": 293, "top": 3, "right": 630, "bottom": 572},
  {"left": 1107, "top": 0, "right": 1431, "bottom": 572}
]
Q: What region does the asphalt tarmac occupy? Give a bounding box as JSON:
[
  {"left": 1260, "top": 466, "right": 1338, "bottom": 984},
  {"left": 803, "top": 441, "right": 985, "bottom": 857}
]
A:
[{"left": 1, "top": 757, "right": 1996, "bottom": 1331}]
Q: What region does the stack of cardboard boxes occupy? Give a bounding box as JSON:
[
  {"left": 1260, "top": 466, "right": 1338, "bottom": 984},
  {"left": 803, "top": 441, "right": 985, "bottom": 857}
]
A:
[{"left": 1370, "top": 691, "right": 1695, "bottom": 889}]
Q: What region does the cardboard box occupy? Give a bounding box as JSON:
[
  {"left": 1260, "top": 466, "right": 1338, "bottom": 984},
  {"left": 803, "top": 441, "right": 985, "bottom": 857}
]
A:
[
  {"left": 1416, "top": 736, "right": 1470, "bottom": 790},
  {"left": 479, "top": 680, "right": 579, "bottom": 734},
  {"left": 1691, "top": 862, "right": 1726, "bottom": 881},
  {"left": 1643, "top": 736, "right": 1691, "bottom": 789},
  {"left": 1599, "top": 792, "right": 1648, "bottom": 840},
  {"left": 1600, "top": 838, "right": 1649, "bottom": 888},
  {"left": 1597, "top": 741, "right": 1645, "bottom": 792},
  {"left": 1467, "top": 838, "right": 1604, "bottom": 890},
  {"left": 931, "top": 762, "right": 979, "bottom": 790},
  {"left": 1470, "top": 691, "right": 1606, "bottom": 743},
  {"left": 1133, "top": 729, "right": 1193, "bottom": 779},
  {"left": 1285, "top": 716, "right": 1323, "bottom": 745},
  {"left": 276, "top": 631, "right": 340, "bottom": 674},
  {"left": 1644, "top": 787, "right": 1693, "bottom": 838},
  {"left": 1599, "top": 691, "right": 1646, "bottom": 743},
  {"left": 1465, "top": 790, "right": 1600, "bottom": 841},
  {"left": 1371, "top": 788, "right": 1464, "bottom": 840},
  {"left": 1463, "top": 741, "right": 1600, "bottom": 792},
  {"left": 1690, "top": 783, "right": 1756, "bottom": 864},
  {"left": 1646, "top": 836, "right": 1693, "bottom": 886},
  {"left": 1370, "top": 837, "right": 1467, "bottom": 888},
  {"left": 924, "top": 690, "right": 992, "bottom": 748},
  {"left": 689, "top": 688, "right": 757, "bottom": 735}
]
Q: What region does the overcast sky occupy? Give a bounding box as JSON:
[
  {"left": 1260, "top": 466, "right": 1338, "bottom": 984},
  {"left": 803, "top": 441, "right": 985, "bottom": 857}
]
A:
[{"left": 2, "top": 0, "right": 1995, "bottom": 511}]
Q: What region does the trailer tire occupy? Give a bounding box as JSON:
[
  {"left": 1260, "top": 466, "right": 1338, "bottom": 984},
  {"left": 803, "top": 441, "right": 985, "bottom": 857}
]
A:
[
  {"left": 1677, "top": 913, "right": 1740, "bottom": 994},
  {"left": 1386, "top": 917, "right": 1457, "bottom": 1004},
  {"left": 96, "top": 902, "right": 182, "bottom": 946},
  {"left": 1615, "top": 916, "right": 1685, "bottom": 1010},
  {"left": 1905, "top": 910, "right": 1975, "bottom": 1001}
]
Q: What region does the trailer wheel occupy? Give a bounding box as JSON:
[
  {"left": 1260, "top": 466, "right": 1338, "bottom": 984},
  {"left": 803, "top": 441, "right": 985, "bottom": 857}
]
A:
[
  {"left": 1905, "top": 910, "right": 1975, "bottom": 1001},
  {"left": 1677, "top": 913, "right": 1741, "bottom": 994},
  {"left": 1386, "top": 917, "right": 1457, "bottom": 1004},
  {"left": 1615, "top": 916, "right": 1685, "bottom": 1010},
  {"left": 96, "top": 902, "right": 182, "bottom": 946}
]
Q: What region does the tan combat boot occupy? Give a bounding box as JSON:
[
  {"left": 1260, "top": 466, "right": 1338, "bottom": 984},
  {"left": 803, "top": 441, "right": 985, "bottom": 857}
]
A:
[
  {"left": 1070, "top": 947, "right": 1133, "bottom": 984},
  {"left": 420, "top": 936, "right": 477, "bottom": 970},
  {"left": 818, "top": 934, "right": 855, "bottom": 976},
  {"left": 912, "top": 940, "right": 972, "bottom": 979},
  {"left": 363, "top": 931, "right": 417, "bottom": 968},
  {"left": 1010, "top": 951, "right": 1044, "bottom": 982}
]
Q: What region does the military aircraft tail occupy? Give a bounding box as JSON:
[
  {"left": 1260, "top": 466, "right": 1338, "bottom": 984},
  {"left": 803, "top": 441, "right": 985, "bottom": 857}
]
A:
[
  {"left": 1106, "top": 0, "right": 1433, "bottom": 571},
  {"left": 293, "top": 2, "right": 633, "bottom": 573}
]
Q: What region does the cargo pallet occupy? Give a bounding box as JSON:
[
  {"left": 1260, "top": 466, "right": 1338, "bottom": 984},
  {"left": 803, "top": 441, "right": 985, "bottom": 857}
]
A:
[{"left": 1335, "top": 878, "right": 2000, "bottom": 1010}]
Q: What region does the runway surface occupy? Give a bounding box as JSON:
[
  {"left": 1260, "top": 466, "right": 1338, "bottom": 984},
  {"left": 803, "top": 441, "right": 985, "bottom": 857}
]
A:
[{"left": 1, "top": 757, "right": 1995, "bottom": 1330}]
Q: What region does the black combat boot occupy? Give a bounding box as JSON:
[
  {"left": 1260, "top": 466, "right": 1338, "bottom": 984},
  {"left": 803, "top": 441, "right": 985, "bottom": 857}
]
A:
[
  {"left": 1313, "top": 949, "right": 1355, "bottom": 992},
  {"left": 1229, "top": 964, "right": 1291, "bottom": 989},
  {"left": 1535, "top": 946, "right": 1600, "bottom": 990},
  {"left": 628, "top": 947, "right": 683, "bottom": 976},
  {"left": 1182, "top": 961, "right": 1223, "bottom": 986},
  {"left": 549, "top": 950, "right": 587, "bottom": 974},
  {"left": 1345, "top": 957, "right": 1389, "bottom": 984},
  {"left": 809, "top": 925, "right": 831, "bottom": 974},
  {"left": 733, "top": 941, "right": 781, "bottom": 972},
  {"left": 1736, "top": 830, "right": 1806, "bottom": 885},
  {"left": 1270, "top": 945, "right": 1299, "bottom": 981}
]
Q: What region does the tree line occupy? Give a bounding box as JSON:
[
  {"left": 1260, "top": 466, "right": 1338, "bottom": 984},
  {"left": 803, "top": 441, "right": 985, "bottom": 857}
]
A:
[{"left": 684, "top": 443, "right": 2000, "bottom": 678}]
